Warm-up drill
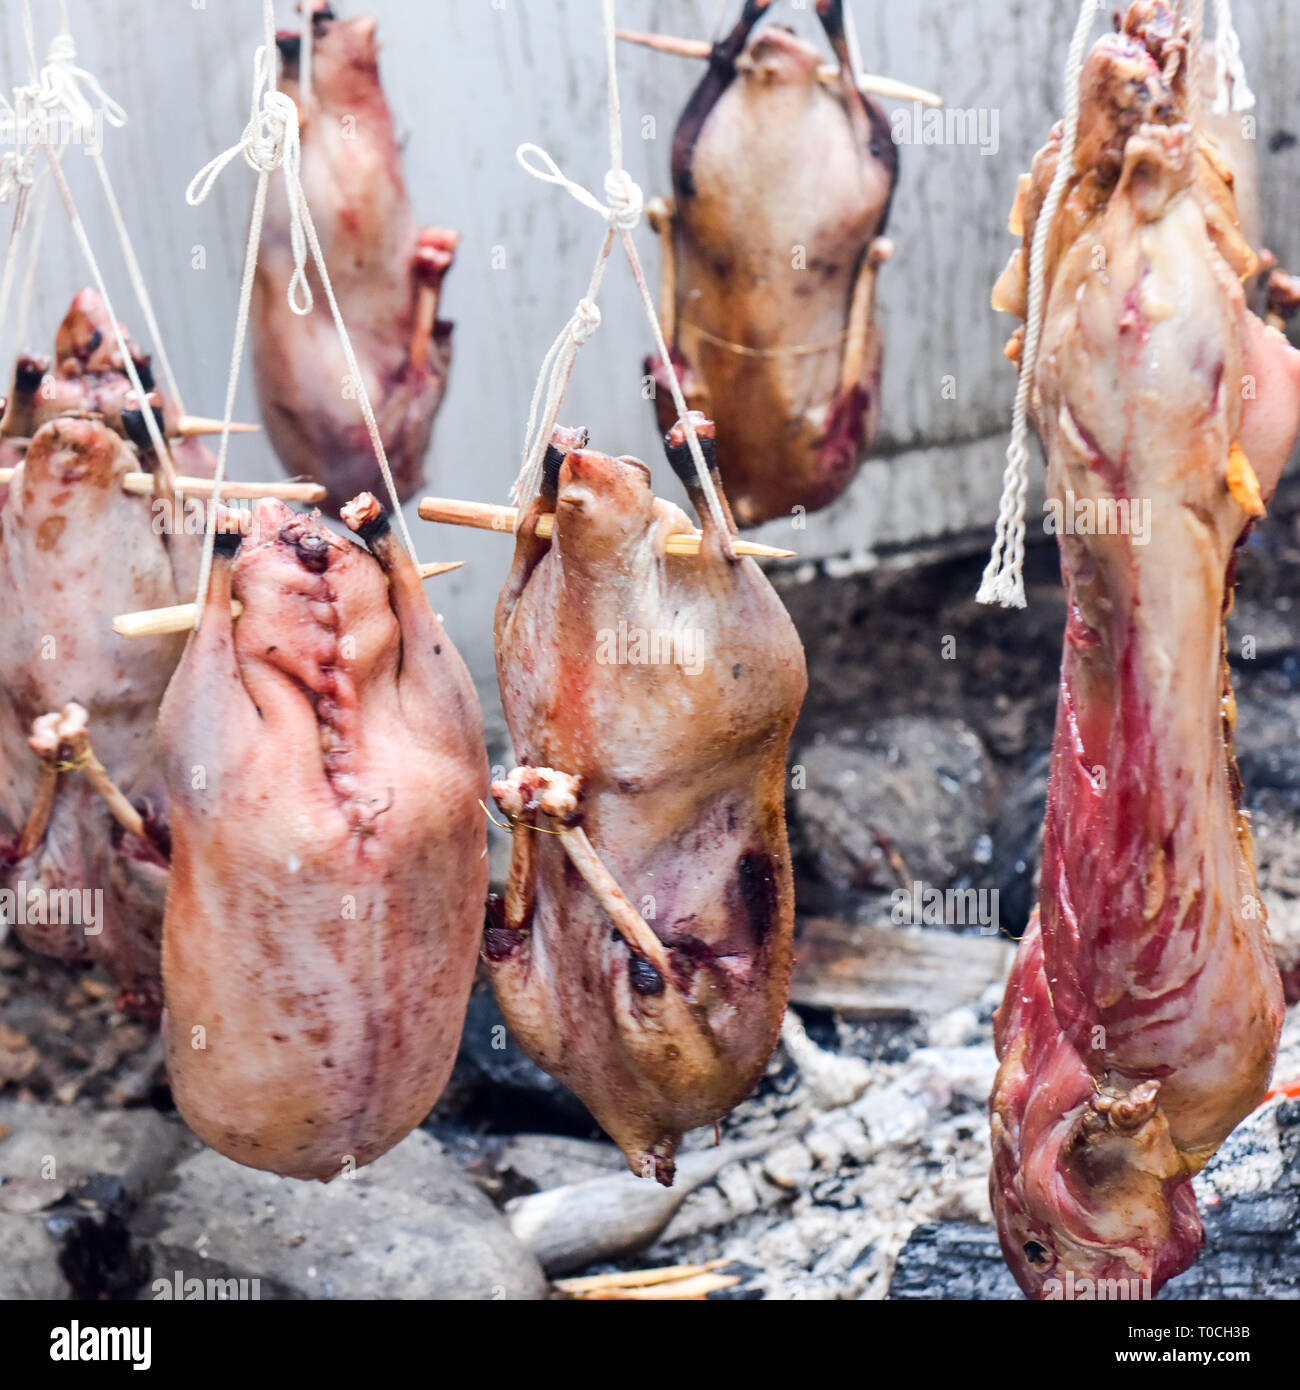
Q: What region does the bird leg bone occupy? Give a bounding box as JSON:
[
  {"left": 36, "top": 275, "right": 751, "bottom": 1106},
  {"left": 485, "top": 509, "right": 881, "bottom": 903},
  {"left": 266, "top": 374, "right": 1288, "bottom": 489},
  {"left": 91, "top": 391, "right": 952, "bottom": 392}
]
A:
[
  {"left": 840, "top": 236, "right": 893, "bottom": 395},
  {"left": 16, "top": 724, "right": 61, "bottom": 858},
  {"left": 491, "top": 766, "right": 672, "bottom": 977},
  {"left": 410, "top": 229, "right": 458, "bottom": 373},
  {"left": 646, "top": 198, "right": 678, "bottom": 345},
  {"left": 27, "top": 703, "right": 148, "bottom": 845}
]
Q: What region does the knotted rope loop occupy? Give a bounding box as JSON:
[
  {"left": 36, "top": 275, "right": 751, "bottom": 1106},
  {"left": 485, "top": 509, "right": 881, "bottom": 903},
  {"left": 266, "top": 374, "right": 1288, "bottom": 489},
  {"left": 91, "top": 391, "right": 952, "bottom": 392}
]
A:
[
  {"left": 36, "top": 32, "right": 127, "bottom": 138},
  {"left": 1211, "top": 0, "right": 1255, "bottom": 114},
  {"left": 517, "top": 142, "right": 643, "bottom": 232},
  {"left": 186, "top": 45, "right": 312, "bottom": 316},
  {"left": 569, "top": 297, "right": 602, "bottom": 345}
]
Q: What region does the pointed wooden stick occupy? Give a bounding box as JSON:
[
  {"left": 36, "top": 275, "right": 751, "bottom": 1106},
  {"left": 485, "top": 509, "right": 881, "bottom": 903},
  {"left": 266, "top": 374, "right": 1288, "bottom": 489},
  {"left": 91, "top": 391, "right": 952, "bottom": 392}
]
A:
[
  {"left": 417, "top": 496, "right": 796, "bottom": 559},
  {"left": 615, "top": 27, "right": 942, "bottom": 106},
  {"left": 15, "top": 759, "right": 59, "bottom": 858},
  {"left": 564, "top": 1271, "right": 741, "bottom": 1300},
  {"left": 0, "top": 466, "right": 324, "bottom": 504},
  {"left": 176, "top": 415, "right": 260, "bottom": 437},
  {"left": 112, "top": 562, "right": 463, "bottom": 639},
  {"left": 554, "top": 1259, "right": 732, "bottom": 1295},
  {"left": 559, "top": 825, "right": 673, "bottom": 978}
]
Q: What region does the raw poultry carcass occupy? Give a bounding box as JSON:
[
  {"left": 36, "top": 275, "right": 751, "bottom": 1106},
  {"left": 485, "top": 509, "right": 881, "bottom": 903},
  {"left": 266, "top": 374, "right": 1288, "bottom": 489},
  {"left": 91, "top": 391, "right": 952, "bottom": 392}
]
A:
[
  {"left": 643, "top": 0, "right": 897, "bottom": 527},
  {"left": 0, "top": 417, "right": 186, "bottom": 1011},
  {"left": 486, "top": 417, "right": 807, "bottom": 1184},
  {"left": 988, "top": 1, "right": 1300, "bottom": 1299},
  {"left": 253, "top": 3, "right": 457, "bottom": 513},
  {"left": 157, "top": 497, "right": 487, "bottom": 1180},
  {"left": 0, "top": 288, "right": 217, "bottom": 523}
]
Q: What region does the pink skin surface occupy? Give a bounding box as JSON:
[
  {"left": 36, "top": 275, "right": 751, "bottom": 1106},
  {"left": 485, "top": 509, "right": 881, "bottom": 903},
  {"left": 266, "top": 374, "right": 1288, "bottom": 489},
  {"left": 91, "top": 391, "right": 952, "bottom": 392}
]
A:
[
  {"left": 157, "top": 500, "right": 487, "bottom": 1180},
  {"left": 0, "top": 419, "right": 183, "bottom": 1009},
  {"left": 989, "top": 3, "right": 1300, "bottom": 1299},
  {"left": 488, "top": 447, "right": 806, "bottom": 1183},
  {"left": 650, "top": 3, "right": 896, "bottom": 526},
  {"left": 252, "top": 8, "right": 456, "bottom": 513},
  {"left": 0, "top": 289, "right": 192, "bottom": 444}
]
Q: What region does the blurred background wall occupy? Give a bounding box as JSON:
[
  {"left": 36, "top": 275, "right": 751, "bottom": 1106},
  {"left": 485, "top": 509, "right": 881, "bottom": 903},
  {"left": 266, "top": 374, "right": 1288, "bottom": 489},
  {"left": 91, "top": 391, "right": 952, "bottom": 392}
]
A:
[{"left": 1, "top": 0, "right": 1296, "bottom": 740}]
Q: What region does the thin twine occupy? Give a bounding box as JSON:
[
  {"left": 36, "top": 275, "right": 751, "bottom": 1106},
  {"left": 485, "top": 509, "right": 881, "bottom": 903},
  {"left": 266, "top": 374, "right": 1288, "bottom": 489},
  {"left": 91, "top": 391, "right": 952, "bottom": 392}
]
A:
[
  {"left": 22, "top": 11, "right": 176, "bottom": 484},
  {"left": 978, "top": 0, "right": 1249, "bottom": 608},
  {"left": 35, "top": 26, "right": 188, "bottom": 415},
  {"left": 13, "top": 161, "right": 50, "bottom": 354},
  {"left": 976, "top": 0, "right": 1104, "bottom": 610},
  {"left": 186, "top": 0, "right": 417, "bottom": 629},
  {"left": 511, "top": 0, "right": 734, "bottom": 558},
  {"left": 1210, "top": 0, "right": 1254, "bottom": 114}
]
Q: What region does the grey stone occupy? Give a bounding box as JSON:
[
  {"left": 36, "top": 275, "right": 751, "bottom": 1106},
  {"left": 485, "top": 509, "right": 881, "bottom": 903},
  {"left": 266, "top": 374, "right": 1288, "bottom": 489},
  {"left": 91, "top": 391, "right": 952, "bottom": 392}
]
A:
[
  {"left": 0, "top": 1211, "right": 66, "bottom": 1299},
  {"left": 0, "top": 1103, "right": 186, "bottom": 1301},
  {"left": 136, "top": 1126, "right": 547, "bottom": 1301},
  {"left": 0, "top": 1100, "right": 190, "bottom": 1194},
  {"left": 792, "top": 717, "right": 996, "bottom": 898},
  {"left": 984, "top": 749, "right": 1050, "bottom": 938}
]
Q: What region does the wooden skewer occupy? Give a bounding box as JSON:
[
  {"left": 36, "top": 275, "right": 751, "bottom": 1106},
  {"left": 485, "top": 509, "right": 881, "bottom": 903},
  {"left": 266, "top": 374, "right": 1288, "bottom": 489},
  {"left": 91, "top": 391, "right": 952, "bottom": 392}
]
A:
[
  {"left": 0, "top": 467, "right": 325, "bottom": 504},
  {"left": 417, "top": 496, "right": 796, "bottom": 560},
  {"left": 176, "top": 415, "right": 260, "bottom": 437},
  {"left": 559, "top": 825, "right": 673, "bottom": 978},
  {"left": 15, "top": 759, "right": 58, "bottom": 858},
  {"left": 113, "top": 562, "right": 463, "bottom": 639},
  {"left": 614, "top": 27, "right": 943, "bottom": 106},
  {"left": 554, "top": 1259, "right": 732, "bottom": 1295},
  {"left": 565, "top": 1271, "right": 741, "bottom": 1301}
]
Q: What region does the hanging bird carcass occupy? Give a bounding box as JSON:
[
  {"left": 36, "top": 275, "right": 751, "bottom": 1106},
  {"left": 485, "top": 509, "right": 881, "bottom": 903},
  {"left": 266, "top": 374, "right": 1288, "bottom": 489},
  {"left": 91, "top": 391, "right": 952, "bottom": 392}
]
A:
[
  {"left": 639, "top": 0, "right": 898, "bottom": 527},
  {"left": 253, "top": 2, "right": 457, "bottom": 513},
  {"left": 486, "top": 418, "right": 807, "bottom": 1184}
]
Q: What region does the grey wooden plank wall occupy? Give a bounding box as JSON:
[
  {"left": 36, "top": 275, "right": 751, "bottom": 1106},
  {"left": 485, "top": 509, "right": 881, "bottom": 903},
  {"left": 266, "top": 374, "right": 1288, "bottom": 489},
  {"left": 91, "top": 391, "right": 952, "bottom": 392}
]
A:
[{"left": 1, "top": 0, "right": 1296, "bottom": 719}]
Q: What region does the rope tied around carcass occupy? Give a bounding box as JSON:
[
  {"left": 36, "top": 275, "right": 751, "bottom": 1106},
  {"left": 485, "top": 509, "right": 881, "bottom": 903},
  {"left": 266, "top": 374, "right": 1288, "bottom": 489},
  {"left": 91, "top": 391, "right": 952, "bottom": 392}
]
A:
[
  {"left": 187, "top": 43, "right": 312, "bottom": 315},
  {"left": 35, "top": 31, "right": 127, "bottom": 137},
  {"left": 976, "top": 0, "right": 1251, "bottom": 608},
  {"left": 510, "top": 0, "right": 735, "bottom": 559},
  {"left": 185, "top": 0, "right": 419, "bottom": 629},
  {"left": 27, "top": 23, "right": 182, "bottom": 464}
]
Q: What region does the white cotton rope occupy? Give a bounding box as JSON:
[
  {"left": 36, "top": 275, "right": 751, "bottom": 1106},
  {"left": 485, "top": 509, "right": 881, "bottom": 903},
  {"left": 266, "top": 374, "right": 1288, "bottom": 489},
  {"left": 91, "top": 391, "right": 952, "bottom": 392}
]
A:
[
  {"left": 21, "top": 14, "right": 176, "bottom": 485},
  {"left": 1211, "top": 0, "right": 1254, "bottom": 114},
  {"left": 38, "top": 25, "right": 190, "bottom": 415},
  {"left": 977, "top": 0, "right": 1106, "bottom": 609},
  {"left": 511, "top": 0, "right": 734, "bottom": 557},
  {"left": 978, "top": 0, "right": 1250, "bottom": 607},
  {"left": 0, "top": 86, "right": 40, "bottom": 365},
  {"left": 13, "top": 163, "right": 51, "bottom": 357},
  {"left": 186, "top": 0, "right": 417, "bottom": 630},
  {"left": 35, "top": 27, "right": 189, "bottom": 415}
]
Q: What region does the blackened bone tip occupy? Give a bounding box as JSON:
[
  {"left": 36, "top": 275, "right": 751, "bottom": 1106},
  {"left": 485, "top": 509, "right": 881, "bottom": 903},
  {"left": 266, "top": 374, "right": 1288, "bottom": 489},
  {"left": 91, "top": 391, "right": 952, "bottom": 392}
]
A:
[
  {"left": 120, "top": 404, "right": 164, "bottom": 453},
  {"left": 542, "top": 424, "right": 589, "bottom": 499},
  {"left": 340, "top": 491, "right": 391, "bottom": 543},
  {"left": 14, "top": 358, "right": 47, "bottom": 395},
  {"left": 662, "top": 413, "right": 718, "bottom": 487},
  {"left": 131, "top": 353, "right": 155, "bottom": 394},
  {"left": 212, "top": 527, "right": 243, "bottom": 558}
]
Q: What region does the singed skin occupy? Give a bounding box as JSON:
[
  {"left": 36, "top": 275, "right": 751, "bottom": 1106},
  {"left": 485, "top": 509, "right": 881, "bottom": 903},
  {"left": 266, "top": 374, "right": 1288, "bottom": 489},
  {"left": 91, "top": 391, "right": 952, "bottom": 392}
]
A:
[
  {"left": 252, "top": 5, "right": 455, "bottom": 512},
  {"left": 0, "top": 418, "right": 181, "bottom": 1005},
  {"left": 1, "top": 288, "right": 190, "bottom": 443},
  {"left": 989, "top": 1, "right": 1300, "bottom": 1300},
  {"left": 487, "top": 448, "right": 807, "bottom": 1184},
  {"left": 157, "top": 500, "right": 487, "bottom": 1181},
  {"left": 649, "top": 0, "right": 897, "bottom": 526}
]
